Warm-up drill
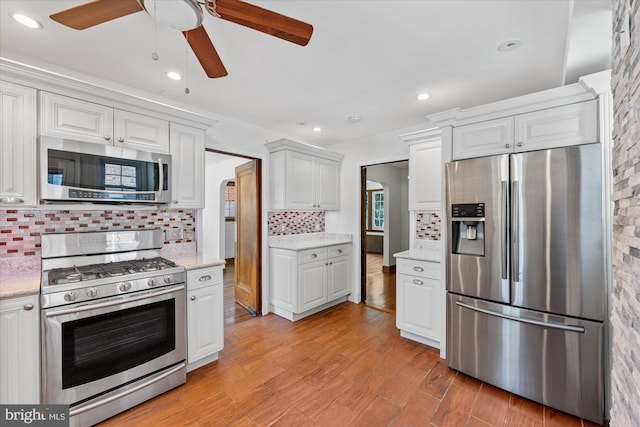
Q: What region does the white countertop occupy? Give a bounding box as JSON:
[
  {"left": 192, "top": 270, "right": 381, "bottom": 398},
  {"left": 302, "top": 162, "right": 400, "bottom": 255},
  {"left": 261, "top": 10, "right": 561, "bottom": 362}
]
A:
[
  {"left": 394, "top": 240, "right": 443, "bottom": 262},
  {"left": 0, "top": 271, "right": 41, "bottom": 299},
  {"left": 165, "top": 254, "right": 225, "bottom": 270},
  {"left": 269, "top": 232, "right": 352, "bottom": 250}
]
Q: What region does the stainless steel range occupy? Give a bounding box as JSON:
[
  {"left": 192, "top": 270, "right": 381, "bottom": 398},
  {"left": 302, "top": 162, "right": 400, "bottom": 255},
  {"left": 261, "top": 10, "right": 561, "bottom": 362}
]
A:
[{"left": 40, "top": 229, "right": 187, "bottom": 427}]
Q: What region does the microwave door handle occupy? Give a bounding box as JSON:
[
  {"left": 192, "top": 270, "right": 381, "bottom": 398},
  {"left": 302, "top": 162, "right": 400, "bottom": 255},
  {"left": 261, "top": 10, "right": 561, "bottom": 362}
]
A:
[{"left": 158, "top": 158, "right": 164, "bottom": 192}]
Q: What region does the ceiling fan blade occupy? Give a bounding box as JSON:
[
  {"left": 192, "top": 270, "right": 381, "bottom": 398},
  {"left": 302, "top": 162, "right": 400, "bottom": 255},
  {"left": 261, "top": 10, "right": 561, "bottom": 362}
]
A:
[
  {"left": 183, "top": 26, "right": 228, "bottom": 78},
  {"left": 50, "top": 0, "right": 144, "bottom": 30},
  {"left": 213, "top": 0, "right": 313, "bottom": 46}
]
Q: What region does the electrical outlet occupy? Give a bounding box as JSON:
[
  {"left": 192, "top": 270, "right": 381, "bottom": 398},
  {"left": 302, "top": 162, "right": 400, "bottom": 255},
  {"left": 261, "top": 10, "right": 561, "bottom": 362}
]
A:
[
  {"left": 314, "top": 222, "right": 322, "bottom": 231},
  {"left": 279, "top": 223, "right": 286, "bottom": 233}
]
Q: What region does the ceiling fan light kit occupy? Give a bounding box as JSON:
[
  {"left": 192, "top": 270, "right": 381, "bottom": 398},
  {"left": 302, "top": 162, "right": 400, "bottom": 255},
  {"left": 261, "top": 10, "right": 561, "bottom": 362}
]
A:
[{"left": 49, "top": 0, "right": 314, "bottom": 79}]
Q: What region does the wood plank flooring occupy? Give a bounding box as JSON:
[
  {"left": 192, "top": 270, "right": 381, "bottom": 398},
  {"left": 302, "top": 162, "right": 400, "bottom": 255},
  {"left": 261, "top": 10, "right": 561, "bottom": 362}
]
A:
[
  {"left": 99, "top": 301, "right": 601, "bottom": 427},
  {"left": 223, "top": 260, "right": 254, "bottom": 326},
  {"left": 365, "top": 253, "right": 396, "bottom": 313}
]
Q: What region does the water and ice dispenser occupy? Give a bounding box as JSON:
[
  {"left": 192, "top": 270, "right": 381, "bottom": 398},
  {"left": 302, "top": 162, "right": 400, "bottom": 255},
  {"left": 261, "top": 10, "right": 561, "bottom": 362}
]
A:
[{"left": 451, "top": 203, "right": 485, "bottom": 256}]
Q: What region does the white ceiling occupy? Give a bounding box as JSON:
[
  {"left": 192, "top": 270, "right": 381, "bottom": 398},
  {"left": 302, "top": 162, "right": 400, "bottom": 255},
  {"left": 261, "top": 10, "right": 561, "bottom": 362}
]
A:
[{"left": 0, "top": 1, "right": 612, "bottom": 146}]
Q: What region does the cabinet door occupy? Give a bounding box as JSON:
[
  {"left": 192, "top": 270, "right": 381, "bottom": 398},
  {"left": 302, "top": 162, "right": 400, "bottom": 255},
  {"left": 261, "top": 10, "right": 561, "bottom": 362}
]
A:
[
  {"left": 315, "top": 157, "right": 340, "bottom": 210},
  {"left": 170, "top": 123, "right": 205, "bottom": 209},
  {"left": 271, "top": 249, "right": 298, "bottom": 311},
  {"left": 285, "top": 151, "right": 315, "bottom": 209},
  {"left": 40, "top": 92, "right": 114, "bottom": 144},
  {"left": 328, "top": 255, "right": 350, "bottom": 300},
  {"left": 0, "top": 81, "right": 37, "bottom": 206},
  {"left": 514, "top": 100, "right": 598, "bottom": 152},
  {"left": 187, "top": 285, "right": 223, "bottom": 364},
  {"left": 396, "top": 273, "right": 440, "bottom": 341},
  {"left": 299, "top": 260, "right": 328, "bottom": 311},
  {"left": 0, "top": 295, "right": 40, "bottom": 404},
  {"left": 409, "top": 141, "right": 442, "bottom": 210},
  {"left": 114, "top": 110, "right": 169, "bottom": 153},
  {"left": 452, "top": 117, "right": 514, "bottom": 160}
]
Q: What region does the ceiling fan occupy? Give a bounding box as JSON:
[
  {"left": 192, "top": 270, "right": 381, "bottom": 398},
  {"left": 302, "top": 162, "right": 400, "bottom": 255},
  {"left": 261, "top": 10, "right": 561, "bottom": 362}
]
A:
[{"left": 49, "top": 0, "right": 314, "bottom": 78}]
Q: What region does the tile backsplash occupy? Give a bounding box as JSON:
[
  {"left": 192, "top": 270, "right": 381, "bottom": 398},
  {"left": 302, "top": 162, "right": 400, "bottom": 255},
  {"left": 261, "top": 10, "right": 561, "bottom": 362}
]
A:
[
  {"left": 268, "top": 211, "right": 325, "bottom": 236},
  {"left": 0, "top": 209, "right": 197, "bottom": 275},
  {"left": 416, "top": 211, "right": 441, "bottom": 240}
]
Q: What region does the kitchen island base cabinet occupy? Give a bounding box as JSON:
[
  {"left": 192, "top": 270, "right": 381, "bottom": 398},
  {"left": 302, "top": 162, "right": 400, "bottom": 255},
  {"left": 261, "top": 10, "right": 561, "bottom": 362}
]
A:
[
  {"left": 186, "top": 266, "right": 223, "bottom": 372},
  {"left": 0, "top": 294, "right": 40, "bottom": 404},
  {"left": 271, "top": 244, "right": 351, "bottom": 322}
]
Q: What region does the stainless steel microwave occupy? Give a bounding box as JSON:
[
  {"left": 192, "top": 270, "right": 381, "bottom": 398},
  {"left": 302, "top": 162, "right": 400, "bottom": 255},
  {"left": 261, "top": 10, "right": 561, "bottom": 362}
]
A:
[{"left": 39, "top": 137, "right": 171, "bottom": 204}]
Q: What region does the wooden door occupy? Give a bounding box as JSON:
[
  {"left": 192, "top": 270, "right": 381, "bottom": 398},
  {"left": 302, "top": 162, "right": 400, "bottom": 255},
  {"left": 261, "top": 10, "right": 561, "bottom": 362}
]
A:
[{"left": 234, "top": 160, "right": 261, "bottom": 315}]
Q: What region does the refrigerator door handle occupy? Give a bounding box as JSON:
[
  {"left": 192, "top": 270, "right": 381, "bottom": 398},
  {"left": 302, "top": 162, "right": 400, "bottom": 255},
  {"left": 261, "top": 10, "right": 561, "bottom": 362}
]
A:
[
  {"left": 501, "top": 180, "right": 509, "bottom": 280},
  {"left": 455, "top": 301, "right": 585, "bottom": 333},
  {"left": 512, "top": 180, "right": 520, "bottom": 283}
]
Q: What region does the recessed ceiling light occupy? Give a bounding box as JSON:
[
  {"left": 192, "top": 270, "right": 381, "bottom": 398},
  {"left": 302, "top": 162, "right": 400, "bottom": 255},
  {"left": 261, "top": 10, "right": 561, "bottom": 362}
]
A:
[
  {"left": 166, "top": 71, "right": 182, "bottom": 81},
  {"left": 9, "top": 12, "right": 41, "bottom": 29},
  {"left": 497, "top": 39, "right": 522, "bottom": 52},
  {"left": 313, "top": 127, "right": 322, "bottom": 132},
  {"left": 417, "top": 93, "right": 431, "bottom": 101}
]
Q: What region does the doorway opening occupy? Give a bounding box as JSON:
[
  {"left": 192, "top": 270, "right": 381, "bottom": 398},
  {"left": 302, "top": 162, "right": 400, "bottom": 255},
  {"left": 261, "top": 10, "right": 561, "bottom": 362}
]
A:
[
  {"left": 203, "top": 149, "right": 262, "bottom": 326},
  {"left": 360, "top": 160, "right": 409, "bottom": 313}
]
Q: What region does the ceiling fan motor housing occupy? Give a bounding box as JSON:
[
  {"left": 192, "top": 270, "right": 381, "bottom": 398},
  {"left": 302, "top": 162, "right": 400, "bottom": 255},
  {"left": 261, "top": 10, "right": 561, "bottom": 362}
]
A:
[{"left": 141, "top": 0, "right": 203, "bottom": 31}]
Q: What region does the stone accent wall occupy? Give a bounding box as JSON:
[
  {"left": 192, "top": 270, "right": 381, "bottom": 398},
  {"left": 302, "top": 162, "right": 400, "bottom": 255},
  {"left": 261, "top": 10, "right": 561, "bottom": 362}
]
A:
[{"left": 610, "top": 0, "right": 640, "bottom": 424}]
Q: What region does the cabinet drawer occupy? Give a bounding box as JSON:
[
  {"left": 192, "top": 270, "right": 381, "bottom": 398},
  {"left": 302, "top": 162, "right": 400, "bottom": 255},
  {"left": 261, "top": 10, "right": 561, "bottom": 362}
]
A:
[
  {"left": 397, "top": 258, "right": 440, "bottom": 279},
  {"left": 187, "top": 266, "right": 222, "bottom": 290},
  {"left": 299, "top": 248, "right": 328, "bottom": 264},
  {"left": 328, "top": 244, "right": 351, "bottom": 258}
]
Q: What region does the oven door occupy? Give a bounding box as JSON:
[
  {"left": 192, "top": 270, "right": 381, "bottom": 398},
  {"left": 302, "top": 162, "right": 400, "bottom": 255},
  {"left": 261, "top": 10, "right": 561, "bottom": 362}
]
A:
[{"left": 41, "top": 284, "right": 186, "bottom": 405}]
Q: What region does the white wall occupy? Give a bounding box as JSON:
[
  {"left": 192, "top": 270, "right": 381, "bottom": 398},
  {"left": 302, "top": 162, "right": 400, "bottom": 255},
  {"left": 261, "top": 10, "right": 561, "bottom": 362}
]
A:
[
  {"left": 366, "top": 163, "right": 409, "bottom": 266},
  {"left": 201, "top": 154, "right": 250, "bottom": 259},
  {"left": 325, "top": 122, "right": 432, "bottom": 302}
]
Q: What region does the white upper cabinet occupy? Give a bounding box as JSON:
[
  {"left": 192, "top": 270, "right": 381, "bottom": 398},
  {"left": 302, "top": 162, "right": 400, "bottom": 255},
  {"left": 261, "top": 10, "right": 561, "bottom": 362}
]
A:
[
  {"left": 170, "top": 123, "right": 205, "bottom": 209},
  {"left": 451, "top": 100, "right": 598, "bottom": 160},
  {"left": 267, "top": 139, "right": 343, "bottom": 211},
  {"left": 0, "top": 81, "right": 37, "bottom": 207},
  {"left": 402, "top": 128, "right": 442, "bottom": 211},
  {"left": 41, "top": 92, "right": 169, "bottom": 153}
]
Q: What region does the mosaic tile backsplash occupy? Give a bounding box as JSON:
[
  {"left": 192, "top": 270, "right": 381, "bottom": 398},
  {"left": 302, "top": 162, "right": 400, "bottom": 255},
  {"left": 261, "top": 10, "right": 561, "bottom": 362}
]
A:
[
  {"left": 0, "top": 209, "right": 197, "bottom": 275},
  {"left": 416, "top": 211, "right": 441, "bottom": 240},
  {"left": 268, "top": 211, "right": 325, "bottom": 236}
]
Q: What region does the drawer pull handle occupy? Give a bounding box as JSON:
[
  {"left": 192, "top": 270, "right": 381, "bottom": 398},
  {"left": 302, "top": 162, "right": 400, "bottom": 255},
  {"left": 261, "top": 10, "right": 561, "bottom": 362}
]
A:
[
  {"left": 337, "top": 249, "right": 343, "bottom": 253},
  {"left": 23, "top": 304, "right": 34, "bottom": 311},
  {"left": 311, "top": 254, "right": 318, "bottom": 258},
  {"left": 413, "top": 279, "right": 424, "bottom": 285},
  {"left": 413, "top": 267, "right": 424, "bottom": 272},
  {"left": 198, "top": 275, "right": 212, "bottom": 281}
]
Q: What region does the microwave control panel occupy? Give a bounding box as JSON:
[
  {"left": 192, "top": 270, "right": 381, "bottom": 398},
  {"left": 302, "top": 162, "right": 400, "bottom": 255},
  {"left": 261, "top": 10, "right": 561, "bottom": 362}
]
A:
[{"left": 69, "top": 189, "right": 156, "bottom": 201}]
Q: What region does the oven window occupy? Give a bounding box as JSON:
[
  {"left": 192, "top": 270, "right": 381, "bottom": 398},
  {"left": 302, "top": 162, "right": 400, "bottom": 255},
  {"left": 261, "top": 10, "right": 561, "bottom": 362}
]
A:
[{"left": 61, "top": 300, "right": 176, "bottom": 389}]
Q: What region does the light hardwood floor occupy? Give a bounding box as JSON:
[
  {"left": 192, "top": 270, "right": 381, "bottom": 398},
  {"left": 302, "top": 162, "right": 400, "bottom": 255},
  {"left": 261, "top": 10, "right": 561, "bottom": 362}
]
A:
[
  {"left": 365, "top": 253, "right": 396, "bottom": 313},
  {"left": 99, "top": 300, "right": 600, "bottom": 426}
]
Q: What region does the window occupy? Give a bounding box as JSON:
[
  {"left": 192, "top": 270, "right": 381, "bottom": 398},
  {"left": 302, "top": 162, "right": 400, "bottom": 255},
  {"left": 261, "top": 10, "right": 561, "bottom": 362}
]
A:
[
  {"left": 224, "top": 182, "right": 235, "bottom": 220},
  {"left": 366, "top": 189, "right": 384, "bottom": 231}
]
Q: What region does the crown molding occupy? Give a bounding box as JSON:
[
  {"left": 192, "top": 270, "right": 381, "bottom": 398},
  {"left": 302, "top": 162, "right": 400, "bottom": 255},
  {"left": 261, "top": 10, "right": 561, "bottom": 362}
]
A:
[{"left": 265, "top": 138, "right": 344, "bottom": 162}]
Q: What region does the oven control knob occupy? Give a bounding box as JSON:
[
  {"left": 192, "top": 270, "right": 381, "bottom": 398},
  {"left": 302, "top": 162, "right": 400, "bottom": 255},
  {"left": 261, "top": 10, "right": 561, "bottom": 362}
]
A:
[
  {"left": 86, "top": 287, "right": 98, "bottom": 298},
  {"left": 164, "top": 276, "right": 172, "bottom": 284},
  {"left": 64, "top": 291, "right": 77, "bottom": 302},
  {"left": 148, "top": 278, "right": 157, "bottom": 287},
  {"left": 119, "top": 282, "right": 131, "bottom": 292}
]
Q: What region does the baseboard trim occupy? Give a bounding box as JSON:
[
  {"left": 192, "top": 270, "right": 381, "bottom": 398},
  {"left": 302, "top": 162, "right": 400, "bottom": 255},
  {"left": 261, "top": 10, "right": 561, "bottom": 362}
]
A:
[{"left": 382, "top": 265, "right": 396, "bottom": 273}]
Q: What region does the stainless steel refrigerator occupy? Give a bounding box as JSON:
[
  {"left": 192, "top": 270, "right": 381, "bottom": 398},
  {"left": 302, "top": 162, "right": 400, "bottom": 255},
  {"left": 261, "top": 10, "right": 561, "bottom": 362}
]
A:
[{"left": 445, "top": 144, "right": 605, "bottom": 424}]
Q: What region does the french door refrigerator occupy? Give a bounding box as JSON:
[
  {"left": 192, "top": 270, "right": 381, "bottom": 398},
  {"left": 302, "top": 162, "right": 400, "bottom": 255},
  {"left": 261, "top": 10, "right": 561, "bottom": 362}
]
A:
[{"left": 445, "top": 143, "right": 605, "bottom": 424}]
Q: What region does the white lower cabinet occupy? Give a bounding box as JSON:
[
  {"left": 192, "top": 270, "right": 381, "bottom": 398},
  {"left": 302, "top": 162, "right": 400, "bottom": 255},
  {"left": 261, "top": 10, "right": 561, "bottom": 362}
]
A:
[
  {"left": 396, "top": 257, "right": 441, "bottom": 347},
  {"left": 186, "top": 265, "right": 224, "bottom": 372},
  {"left": 0, "top": 294, "right": 40, "bottom": 404},
  {"left": 271, "top": 243, "right": 351, "bottom": 321}
]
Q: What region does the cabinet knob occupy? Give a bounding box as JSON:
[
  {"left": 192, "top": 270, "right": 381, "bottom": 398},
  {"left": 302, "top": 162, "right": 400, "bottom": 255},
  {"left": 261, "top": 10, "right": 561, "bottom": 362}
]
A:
[
  {"left": 311, "top": 254, "right": 317, "bottom": 258},
  {"left": 325, "top": 262, "right": 328, "bottom": 266},
  {"left": 413, "top": 266, "right": 424, "bottom": 272},
  {"left": 198, "top": 275, "right": 212, "bottom": 281},
  {"left": 104, "top": 135, "right": 111, "bottom": 141},
  {"left": 504, "top": 143, "right": 510, "bottom": 149},
  {"left": 190, "top": 295, "right": 196, "bottom": 301},
  {"left": 329, "top": 261, "right": 333, "bottom": 265},
  {"left": 517, "top": 141, "right": 524, "bottom": 147},
  {"left": 337, "top": 249, "right": 343, "bottom": 254},
  {"left": 413, "top": 279, "right": 424, "bottom": 285},
  {"left": 23, "top": 304, "right": 34, "bottom": 311},
  {"left": 173, "top": 200, "right": 179, "bottom": 204},
  {"left": 117, "top": 137, "right": 125, "bottom": 143}
]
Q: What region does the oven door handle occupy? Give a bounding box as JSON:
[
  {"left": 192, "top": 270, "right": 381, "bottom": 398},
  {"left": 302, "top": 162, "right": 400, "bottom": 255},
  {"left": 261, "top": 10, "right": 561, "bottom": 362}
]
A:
[
  {"left": 44, "top": 285, "right": 185, "bottom": 318},
  {"left": 69, "top": 362, "right": 186, "bottom": 417}
]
